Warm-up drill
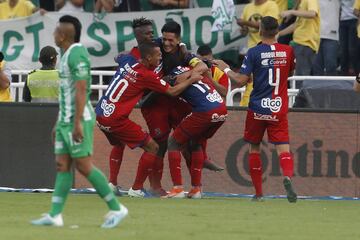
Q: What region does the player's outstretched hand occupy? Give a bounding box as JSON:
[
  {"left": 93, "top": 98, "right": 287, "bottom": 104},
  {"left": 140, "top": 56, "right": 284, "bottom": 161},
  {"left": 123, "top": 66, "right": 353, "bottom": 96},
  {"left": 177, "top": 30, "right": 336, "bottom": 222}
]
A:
[{"left": 212, "top": 60, "right": 229, "bottom": 72}]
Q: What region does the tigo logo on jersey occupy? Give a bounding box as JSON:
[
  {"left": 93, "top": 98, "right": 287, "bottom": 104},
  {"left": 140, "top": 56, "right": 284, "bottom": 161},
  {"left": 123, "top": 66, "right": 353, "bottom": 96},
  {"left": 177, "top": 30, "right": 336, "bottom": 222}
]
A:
[
  {"left": 211, "top": 113, "right": 227, "bottom": 122},
  {"left": 101, "top": 99, "right": 115, "bottom": 117},
  {"left": 261, "top": 96, "right": 282, "bottom": 113},
  {"left": 206, "top": 91, "right": 223, "bottom": 103}
]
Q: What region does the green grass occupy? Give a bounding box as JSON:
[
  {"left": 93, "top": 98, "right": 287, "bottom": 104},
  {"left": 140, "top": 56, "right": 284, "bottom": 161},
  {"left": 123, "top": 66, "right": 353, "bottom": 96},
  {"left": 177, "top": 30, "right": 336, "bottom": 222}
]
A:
[{"left": 0, "top": 192, "right": 359, "bottom": 240}]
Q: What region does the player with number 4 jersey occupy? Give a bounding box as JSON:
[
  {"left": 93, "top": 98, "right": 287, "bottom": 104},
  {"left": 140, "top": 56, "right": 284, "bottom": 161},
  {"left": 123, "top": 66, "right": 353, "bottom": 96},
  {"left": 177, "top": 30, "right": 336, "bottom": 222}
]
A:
[{"left": 214, "top": 16, "right": 297, "bottom": 203}]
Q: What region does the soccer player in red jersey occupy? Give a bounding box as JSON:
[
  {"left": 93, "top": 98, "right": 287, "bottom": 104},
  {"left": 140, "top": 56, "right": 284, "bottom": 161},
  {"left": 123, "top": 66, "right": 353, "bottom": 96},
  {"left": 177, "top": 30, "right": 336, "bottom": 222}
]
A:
[
  {"left": 107, "top": 18, "right": 156, "bottom": 193},
  {"left": 163, "top": 66, "right": 228, "bottom": 199},
  {"left": 96, "top": 42, "right": 202, "bottom": 197},
  {"left": 140, "top": 21, "right": 209, "bottom": 195},
  {"left": 214, "top": 16, "right": 297, "bottom": 203}
]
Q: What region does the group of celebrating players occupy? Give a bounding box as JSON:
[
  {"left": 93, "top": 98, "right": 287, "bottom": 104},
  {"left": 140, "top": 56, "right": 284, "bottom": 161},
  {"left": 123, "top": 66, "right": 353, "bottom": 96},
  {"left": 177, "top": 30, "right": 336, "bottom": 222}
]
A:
[
  {"left": 31, "top": 14, "right": 297, "bottom": 229},
  {"left": 96, "top": 18, "right": 229, "bottom": 199}
]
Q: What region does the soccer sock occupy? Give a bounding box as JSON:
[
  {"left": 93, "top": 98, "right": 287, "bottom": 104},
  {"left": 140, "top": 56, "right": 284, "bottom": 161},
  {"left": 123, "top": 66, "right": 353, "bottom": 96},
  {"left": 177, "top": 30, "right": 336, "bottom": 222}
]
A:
[
  {"left": 249, "top": 153, "right": 263, "bottom": 197},
  {"left": 190, "top": 150, "right": 204, "bottom": 186},
  {"left": 201, "top": 140, "right": 209, "bottom": 162},
  {"left": 49, "top": 171, "right": 73, "bottom": 217},
  {"left": 279, "top": 152, "right": 294, "bottom": 178},
  {"left": 168, "top": 150, "right": 183, "bottom": 186},
  {"left": 181, "top": 147, "right": 192, "bottom": 173},
  {"left": 132, "top": 152, "right": 157, "bottom": 190},
  {"left": 87, "top": 167, "right": 120, "bottom": 211},
  {"left": 151, "top": 156, "right": 164, "bottom": 190},
  {"left": 109, "top": 145, "right": 125, "bottom": 185}
]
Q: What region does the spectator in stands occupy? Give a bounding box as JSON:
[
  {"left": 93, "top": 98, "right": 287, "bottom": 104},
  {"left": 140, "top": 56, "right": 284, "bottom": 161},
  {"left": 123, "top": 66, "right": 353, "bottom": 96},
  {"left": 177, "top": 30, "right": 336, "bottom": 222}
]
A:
[
  {"left": 148, "top": 0, "right": 189, "bottom": 10},
  {"left": 56, "top": 0, "right": 84, "bottom": 12},
  {"left": 236, "top": 0, "right": 279, "bottom": 106},
  {"left": 279, "top": 0, "right": 320, "bottom": 76},
  {"left": 95, "top": 0, "right": 140, "bottom": 12},
  {"left": 353, "top": 0, "right": 360, "bottom": 74},
  {"left": 339, "top": 0, "right": 358, "bottom": 75},
  {"left": 23, "top": 46, "right": 59, "bottom": 103},
  {"left": 0, "top": 0, "right": 46, "bottom": 19},
  {"left": 196, "top": 45, "right": 229, "bottom": 97},
  {"left": 312, "top": 0, "right": 340, "bottom": 76},
  {"left": 274, "top": 0, "right": 299, "bottom": 45},
  {"left": 0, "top": 52, "right": 12, "bottom": 102}
]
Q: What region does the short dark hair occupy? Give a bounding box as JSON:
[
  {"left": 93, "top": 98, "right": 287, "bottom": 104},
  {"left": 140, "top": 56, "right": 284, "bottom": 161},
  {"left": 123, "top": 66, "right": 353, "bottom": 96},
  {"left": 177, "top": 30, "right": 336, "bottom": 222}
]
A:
[
  {"left": 39, "top": 46, "right": 58, "bottom": 64},
  {"left": 197, "top": 45, "right": 212, "bottom": 56},
  {"left": 138, "top": 41, "right": 159, "bottom": 59},
  {"left": 132, "top": 17, "right": 153, "bottom": 29},
  {"left": 260, "top": 16, "right": 279, "bottom": 38},
  {"left": 161, "top": 21, "right": 181, "bottom": 37},
  {"left": 59, "top": 15, "right": 82, "bottom": 43}
]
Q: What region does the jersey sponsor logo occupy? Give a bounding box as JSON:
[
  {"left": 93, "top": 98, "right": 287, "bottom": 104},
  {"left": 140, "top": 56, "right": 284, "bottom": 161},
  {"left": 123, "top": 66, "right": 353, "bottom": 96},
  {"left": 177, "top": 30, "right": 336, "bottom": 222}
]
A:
[
  {"left": 261, "top": 51, "right": 287, "bottom": 59},
  {"left": 123, "top": 63, "right": 138, "bottom": 77},
  {"left": 211, "top": 113, "right": 228, "bottom": 122},
  {"left": 96, "top": 121, "right": 111, "bottom": 132},
  {"left": 160, "top": 79, "right": 167, "bottom": 86},
  {"left": 206, "top": 90, "right": 223, "bottom": 103},
  {"left": 261, "top": 96, "right": 282, "bottom": 113},
  {"left": 261, "top": 58, "right": 287, "bottom": 66},
  {"left": 253, "top": 113, "right": 279, "bottom": 121},
  {"left": 100, "top": 99, "right": 115, "bottom": 117}
]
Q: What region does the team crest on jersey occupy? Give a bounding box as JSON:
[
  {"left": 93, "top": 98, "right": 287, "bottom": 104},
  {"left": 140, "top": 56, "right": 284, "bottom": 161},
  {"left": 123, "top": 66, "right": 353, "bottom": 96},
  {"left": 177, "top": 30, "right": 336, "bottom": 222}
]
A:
[
  {"left": 261, "top": 96, "right": 282, "bottom": 113},
  {"left": 206, "top": 91, "right": 223, "bottom": 103},
  {"left": 101, "top": 99, "right": 115, "bottom": 117}
]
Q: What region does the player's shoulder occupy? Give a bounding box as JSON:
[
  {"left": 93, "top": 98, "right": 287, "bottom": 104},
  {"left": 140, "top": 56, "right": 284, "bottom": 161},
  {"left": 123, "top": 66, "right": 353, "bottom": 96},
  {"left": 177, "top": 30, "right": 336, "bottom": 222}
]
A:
[{"left": 28, "top": 69, "right": 37, "bottom": 75}]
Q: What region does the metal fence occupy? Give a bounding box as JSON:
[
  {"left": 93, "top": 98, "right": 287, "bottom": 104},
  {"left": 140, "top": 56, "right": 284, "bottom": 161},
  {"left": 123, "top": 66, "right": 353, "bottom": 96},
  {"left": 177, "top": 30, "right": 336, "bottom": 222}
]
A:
[{"left": 9, "top": 70, "right": 355, "bottom": 107}]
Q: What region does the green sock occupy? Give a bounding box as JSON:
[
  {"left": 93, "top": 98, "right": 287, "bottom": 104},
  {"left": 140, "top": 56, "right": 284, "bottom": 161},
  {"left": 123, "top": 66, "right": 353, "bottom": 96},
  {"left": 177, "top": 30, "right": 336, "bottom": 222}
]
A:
[
  {"left": 87, "top": 167, "right": 120, "bottom": 211},
  {"left": 49, "top": 172, "right": 73, "bottom": 217}
]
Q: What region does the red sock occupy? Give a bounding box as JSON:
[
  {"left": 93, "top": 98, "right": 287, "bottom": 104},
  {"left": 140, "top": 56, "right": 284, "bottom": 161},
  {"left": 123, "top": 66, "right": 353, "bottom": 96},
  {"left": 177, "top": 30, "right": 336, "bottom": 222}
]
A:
[
  {"left": 249, "top": 153, "right": 263, "bottom": 196},
  {"left": 132, "top": 152, "right": 157, "bottom": 190},
  {"left": 108, "top": 145, "right": 125, "bottom": 185},
  {"left": 190, "top": 150, "right": 204, "bottom": 186},
  {"left": 168, "top": 150, "right": 182, "bottom": 186},
  {"left": 181, "top": 146, "right": 192, "bottom": 173},
  {"left": 280, "top": 152, "right": 294, "bottom": 178},
  {"left": 150, "top": 156, "right": 164, "bottom": 190},
  {"left": 200, "top": 140, "right": 209, "bottom": 161}
]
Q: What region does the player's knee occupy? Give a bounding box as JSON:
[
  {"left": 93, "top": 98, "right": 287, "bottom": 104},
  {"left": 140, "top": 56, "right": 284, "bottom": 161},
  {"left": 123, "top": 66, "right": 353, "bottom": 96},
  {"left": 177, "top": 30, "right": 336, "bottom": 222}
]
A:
[
  {"left": 144, "top": 139, "right": 159, "bottom": 154},
  {"left": 156, "top": 141, "right": 168, "bottom": 158},
  {"left": 56, "top": 160, "right": 70, "bottom": 172},
  {"left": 168, "top": 136, "right": 181, "bottom": 151}
]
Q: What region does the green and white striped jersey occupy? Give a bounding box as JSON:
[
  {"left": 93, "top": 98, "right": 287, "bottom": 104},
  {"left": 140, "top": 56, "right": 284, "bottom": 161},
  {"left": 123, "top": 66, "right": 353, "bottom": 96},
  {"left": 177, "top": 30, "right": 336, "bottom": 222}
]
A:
[{"left": 58, "top": 43, "right": 94, "bottom": 124}]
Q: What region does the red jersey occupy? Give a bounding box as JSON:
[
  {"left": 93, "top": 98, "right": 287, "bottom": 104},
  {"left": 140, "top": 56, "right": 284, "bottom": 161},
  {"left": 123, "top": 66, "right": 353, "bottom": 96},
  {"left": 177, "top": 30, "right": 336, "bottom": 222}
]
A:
[{"left": 95, "top": 55, "right": 169, "bottom": 122}]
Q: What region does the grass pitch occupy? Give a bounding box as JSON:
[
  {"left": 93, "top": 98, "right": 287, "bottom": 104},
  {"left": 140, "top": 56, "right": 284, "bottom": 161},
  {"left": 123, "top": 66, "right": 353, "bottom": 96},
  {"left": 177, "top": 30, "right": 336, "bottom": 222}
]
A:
[{"left": 0, "top": 192, "right": 359, "bottom": 240}]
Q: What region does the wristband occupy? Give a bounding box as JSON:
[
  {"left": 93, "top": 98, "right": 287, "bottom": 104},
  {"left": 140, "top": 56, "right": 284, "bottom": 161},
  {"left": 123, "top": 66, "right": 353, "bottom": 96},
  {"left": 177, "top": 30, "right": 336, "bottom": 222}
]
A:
[
  {"left": 179, "top": 43, "right": 186, "bottom": 47},
  {"left": 224, "top": 67, "right": 231, "bottom": 75}
]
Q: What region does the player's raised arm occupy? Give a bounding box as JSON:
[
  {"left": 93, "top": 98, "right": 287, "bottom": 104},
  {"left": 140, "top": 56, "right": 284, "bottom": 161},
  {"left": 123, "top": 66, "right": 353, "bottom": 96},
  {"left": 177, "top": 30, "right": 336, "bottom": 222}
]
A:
[
  {"left": 165, "top": 72, "right": 202, "bottom": 96},
  {"left": 213, "top": 59, "right": 250, "bottom": 87}
]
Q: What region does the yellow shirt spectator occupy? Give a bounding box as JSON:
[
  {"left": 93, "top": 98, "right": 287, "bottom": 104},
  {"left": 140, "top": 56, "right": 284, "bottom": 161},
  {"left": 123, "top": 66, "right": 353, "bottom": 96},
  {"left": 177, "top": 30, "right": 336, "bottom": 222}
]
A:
[
  {"left": 239, "top": 0, "right": 279, "bottom": 107},
  {"left": 271, "top": 0, "right": 288, "bottom": 13},
  {"left": 0, "top": 61, "right": 12, "bottom": 102},
  {"left": 293, "top": 0, "right": 320, "bottom": 52},
  {"left": 0, "top": 0, "right": 35, "bottom": 20},
  {"left": 241, "top": 0, "right": 279, "bottom": 48},
  {"left": 354, "top": 0, "right": 360, "bottom": 38}
]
